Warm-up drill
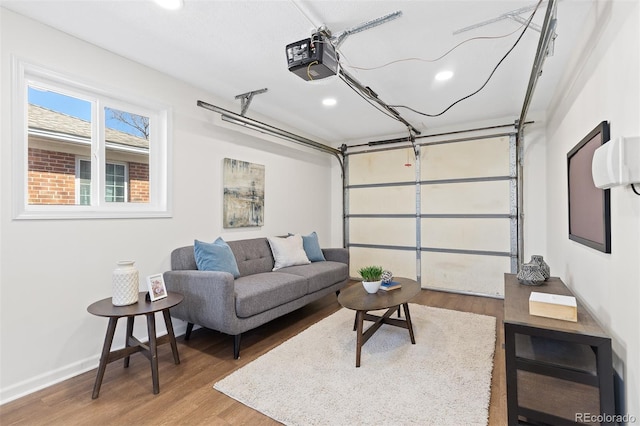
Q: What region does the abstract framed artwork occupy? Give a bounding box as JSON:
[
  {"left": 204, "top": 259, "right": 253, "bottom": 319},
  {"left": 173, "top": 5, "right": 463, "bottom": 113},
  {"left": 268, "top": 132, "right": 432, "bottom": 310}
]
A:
[{"left": 223, "top": 158, "right": 265, "bottom": 228}]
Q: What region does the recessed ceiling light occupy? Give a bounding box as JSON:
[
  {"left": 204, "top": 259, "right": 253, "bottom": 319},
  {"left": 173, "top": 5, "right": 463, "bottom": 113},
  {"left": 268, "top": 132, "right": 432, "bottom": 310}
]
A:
[
  {"left": 322, "top": 98, "right": 337, "bottom": 107},
  {"left": 435, "top": 70, "right": 454, "bottom": 81},
  {"left": 154, "top": 0, "right": 184, "bottom": 10}
]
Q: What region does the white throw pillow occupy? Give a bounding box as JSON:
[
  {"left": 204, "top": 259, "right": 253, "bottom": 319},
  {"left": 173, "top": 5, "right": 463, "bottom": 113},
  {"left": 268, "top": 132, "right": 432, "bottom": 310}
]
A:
[{"left": 267, "top": 234, "right": 311, "bottom": 271}]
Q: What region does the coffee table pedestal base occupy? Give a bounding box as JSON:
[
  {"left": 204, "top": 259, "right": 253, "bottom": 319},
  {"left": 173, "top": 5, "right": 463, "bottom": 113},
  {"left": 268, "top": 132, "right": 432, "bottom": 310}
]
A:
[{"left": 354, "top": 302, "right": 415, "bottom": 367}]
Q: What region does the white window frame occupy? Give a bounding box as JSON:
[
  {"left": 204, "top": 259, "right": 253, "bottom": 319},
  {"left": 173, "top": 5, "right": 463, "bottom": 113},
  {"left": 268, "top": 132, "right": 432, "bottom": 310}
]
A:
[{"left": 12, "top": 58, "right": 172, "bottom": 219}]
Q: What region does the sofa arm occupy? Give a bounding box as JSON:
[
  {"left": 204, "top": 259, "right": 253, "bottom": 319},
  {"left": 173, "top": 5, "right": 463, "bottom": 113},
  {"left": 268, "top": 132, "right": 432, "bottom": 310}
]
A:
[
  {"left": 163, "top": 270, "right": 237, "bottom": 332},
  {"left": 322, "top": 247, "right": 349, "bottom": 265}
]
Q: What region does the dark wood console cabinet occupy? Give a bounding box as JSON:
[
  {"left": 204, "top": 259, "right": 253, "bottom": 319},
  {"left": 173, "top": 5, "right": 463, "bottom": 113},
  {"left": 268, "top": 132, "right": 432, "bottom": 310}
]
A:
[{"left": 504, "top": 273, "right": 615, "bottom": 425}]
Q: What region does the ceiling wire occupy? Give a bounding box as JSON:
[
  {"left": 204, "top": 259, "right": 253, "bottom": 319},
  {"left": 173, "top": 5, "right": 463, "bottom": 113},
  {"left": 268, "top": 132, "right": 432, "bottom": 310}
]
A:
[
  {"left": 389, "top": 0, "right": 543, "bottom": 118},
  {"left": 289, "top": 0, "right": 318, "bottom": 30},
  {"left": 344, "top": 20, "right": 529, "bottom": 71}
]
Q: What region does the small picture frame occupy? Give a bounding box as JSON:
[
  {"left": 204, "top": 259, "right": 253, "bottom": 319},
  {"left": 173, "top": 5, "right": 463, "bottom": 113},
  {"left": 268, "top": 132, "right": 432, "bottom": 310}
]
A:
[{"left": 146, "top": 273, "right": 167, "bottom": 301}]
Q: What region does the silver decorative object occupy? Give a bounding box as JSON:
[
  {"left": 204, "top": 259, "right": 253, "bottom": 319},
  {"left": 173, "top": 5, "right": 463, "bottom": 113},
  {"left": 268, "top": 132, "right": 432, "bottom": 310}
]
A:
[
  {"left": 381, "top": 270, "right": 393, "bottom": 283},
  {"left": 517, "top": 263, "right": 546, "bottom": 286},
  {"left": 530, "top": 255, "right": 550, "bottom": 280}
]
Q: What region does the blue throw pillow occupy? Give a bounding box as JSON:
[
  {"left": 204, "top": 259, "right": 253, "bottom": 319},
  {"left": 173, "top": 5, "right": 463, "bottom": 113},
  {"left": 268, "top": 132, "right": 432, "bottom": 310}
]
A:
[
  {"left": 194, "top": 237, "right": 240, "bottom": 278},
  {"left": 290, "top": 232, "right": 325, "bottom": 262}
]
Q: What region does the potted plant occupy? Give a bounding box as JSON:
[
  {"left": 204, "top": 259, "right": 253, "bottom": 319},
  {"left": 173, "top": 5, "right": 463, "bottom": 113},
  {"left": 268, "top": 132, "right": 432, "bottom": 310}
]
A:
[{"left": 358, "top": 265, "right": 384, "bottom": 293}]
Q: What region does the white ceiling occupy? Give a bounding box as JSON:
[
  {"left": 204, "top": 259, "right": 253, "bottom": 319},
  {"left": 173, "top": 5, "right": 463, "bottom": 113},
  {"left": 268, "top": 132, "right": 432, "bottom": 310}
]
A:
[{"left": 1, "top": 0, "right": 594, "bottom": 144}]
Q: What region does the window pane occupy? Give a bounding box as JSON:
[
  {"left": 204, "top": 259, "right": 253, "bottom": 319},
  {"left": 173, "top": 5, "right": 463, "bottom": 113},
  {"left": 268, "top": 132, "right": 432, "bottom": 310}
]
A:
[
  {"left": 79, "top": 159, "right": 91, "bottom": 205},
  {"left": 28, "top": 87, "right": 91, "bottom": 205},
  {"left": 104, "top": 107, "right": 149, "bottom": 203},
  {"left": 105, "top": 163, "right": 126, "bottom": 203}
]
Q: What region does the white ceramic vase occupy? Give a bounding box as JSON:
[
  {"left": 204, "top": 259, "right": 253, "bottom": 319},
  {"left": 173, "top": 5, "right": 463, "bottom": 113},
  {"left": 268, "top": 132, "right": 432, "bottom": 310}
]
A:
[{"left": 112, "top": 260, "right": 139, "bottom": 306}]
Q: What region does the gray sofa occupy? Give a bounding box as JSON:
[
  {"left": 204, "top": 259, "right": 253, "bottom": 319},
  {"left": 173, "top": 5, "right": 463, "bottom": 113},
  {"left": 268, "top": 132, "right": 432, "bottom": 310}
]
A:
[{"left": 164, "top": 237, "right": 349, "bottom": 358}]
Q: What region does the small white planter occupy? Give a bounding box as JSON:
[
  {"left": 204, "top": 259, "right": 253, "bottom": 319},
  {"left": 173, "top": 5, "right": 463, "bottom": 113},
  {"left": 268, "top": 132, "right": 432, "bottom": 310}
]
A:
[{"left": 362, "top": 280, "right": 382, "bottom": 294}]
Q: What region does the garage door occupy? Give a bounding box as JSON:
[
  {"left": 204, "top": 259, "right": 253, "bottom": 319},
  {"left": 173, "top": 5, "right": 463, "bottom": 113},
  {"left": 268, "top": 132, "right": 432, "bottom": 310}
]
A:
[{"left": 346, "top": 134, "right": 517, "bottom": 297}]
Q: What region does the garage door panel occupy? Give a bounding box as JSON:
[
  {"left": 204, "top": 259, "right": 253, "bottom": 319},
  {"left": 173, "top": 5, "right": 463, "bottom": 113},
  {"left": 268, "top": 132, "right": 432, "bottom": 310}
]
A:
[
  {"left": 349, "top": 186, "right": 415, "bottom": 214},
  {"left": 350, "top": 218, "right": 415, "bottom": 246},
  {"left": 421, "top": 252, "right": 509, "bottom": 296},
  {"left": 421, "top": 180, "right": 511, "bottom": 214},
  {"left": 349, "top": 148, "right": 415, "bottom": 185},
  {"left": 349, "top": 247, "right": 416, "bottom": 280},
  {"left": 421, "top": 218, "right": 511, "bottom": 252},
  {"left": 421, "top": 136, "right": 510, "bottom": 180}
]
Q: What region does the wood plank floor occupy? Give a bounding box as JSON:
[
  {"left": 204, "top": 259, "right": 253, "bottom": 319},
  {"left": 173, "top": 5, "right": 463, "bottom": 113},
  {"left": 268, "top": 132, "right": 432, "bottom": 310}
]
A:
[{"left": 0, "top": 283, "right": 506, "bottom": 425}]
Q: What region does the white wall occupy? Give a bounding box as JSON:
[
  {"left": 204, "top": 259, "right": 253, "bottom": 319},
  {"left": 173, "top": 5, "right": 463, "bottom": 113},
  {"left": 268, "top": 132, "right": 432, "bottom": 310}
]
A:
[
  {"left": 543, "top": 0, "right": 639, "bottom": 417},
  {"left": 521, "top": 110, "right": 548, "bottom": 260},
  {"left": 0, "top": 9, "right": 341, "bottom": 403}
]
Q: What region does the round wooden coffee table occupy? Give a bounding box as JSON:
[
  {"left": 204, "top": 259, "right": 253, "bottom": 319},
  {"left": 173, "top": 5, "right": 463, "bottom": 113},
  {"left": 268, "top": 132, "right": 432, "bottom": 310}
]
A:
[{"left": 338, "top": 277, "right": 421, "bottom": 367}]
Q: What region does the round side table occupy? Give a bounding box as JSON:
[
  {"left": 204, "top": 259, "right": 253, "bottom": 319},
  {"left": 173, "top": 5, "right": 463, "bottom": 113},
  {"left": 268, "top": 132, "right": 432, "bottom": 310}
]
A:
[{"left": 87, "top": 291, "right": 183, "bottom": 399}]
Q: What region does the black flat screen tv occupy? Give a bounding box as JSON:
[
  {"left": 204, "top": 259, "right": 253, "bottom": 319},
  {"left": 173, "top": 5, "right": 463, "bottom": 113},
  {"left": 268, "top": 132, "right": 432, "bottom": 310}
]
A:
[{"left": 567, "top": 121, "right": 611, "bottom": 253}]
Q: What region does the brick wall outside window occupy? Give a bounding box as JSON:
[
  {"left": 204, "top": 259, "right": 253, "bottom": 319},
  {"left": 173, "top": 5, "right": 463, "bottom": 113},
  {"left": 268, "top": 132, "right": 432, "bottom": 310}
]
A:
[
  {"left": 28, "top": 147, "right": 76, "bottom": 205},
  {"left": 129, "top": 162, "right": 149, "bottom": 202}
]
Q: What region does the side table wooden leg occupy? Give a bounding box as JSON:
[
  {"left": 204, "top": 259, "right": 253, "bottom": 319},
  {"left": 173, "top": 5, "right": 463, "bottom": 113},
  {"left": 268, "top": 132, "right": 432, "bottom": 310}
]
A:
[
  {"left": 146, "top": 313, "right": 160, "bottom": 394},
  {"left": 124, "top": 316, "right": 134, "bottom": 368},
  {"left": 355, "top": 310, "right": 365, "bottom": 368},
  {"left": 92, "top": 317, "right": 118, "bottom": 399},
  {"left": 402, "top": 303, "right": 416, "bottom": 344},
  {"left": 162, "top": 309, "right": 180, "bottom": 364}
]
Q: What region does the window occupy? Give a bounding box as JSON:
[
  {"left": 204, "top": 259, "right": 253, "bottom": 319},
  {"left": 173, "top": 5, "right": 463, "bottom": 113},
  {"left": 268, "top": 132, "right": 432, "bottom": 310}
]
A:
[{"left": 13, "top": 60, "right": 171, "bottom": 219}]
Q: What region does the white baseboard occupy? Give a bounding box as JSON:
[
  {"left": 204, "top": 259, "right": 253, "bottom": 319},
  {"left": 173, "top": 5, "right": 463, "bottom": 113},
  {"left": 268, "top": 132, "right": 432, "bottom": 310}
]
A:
[
  {"left": 0, "top": 355, "right": 100, "bottom": 405},
  {"left": 0, "top": 322, "right": 189, "bottom": 405}
]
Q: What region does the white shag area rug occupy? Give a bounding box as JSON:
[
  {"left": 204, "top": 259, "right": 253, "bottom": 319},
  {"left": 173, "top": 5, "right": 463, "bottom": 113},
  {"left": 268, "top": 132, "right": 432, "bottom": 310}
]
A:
[{"left": 214, "top": 304, "right": 496, "bottom": 426}]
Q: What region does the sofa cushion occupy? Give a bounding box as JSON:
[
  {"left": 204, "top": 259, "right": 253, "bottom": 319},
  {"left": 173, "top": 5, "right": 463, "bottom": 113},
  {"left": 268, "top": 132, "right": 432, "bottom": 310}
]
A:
[
  {"left": 290, "top": 232, "right": 326, "bottom": 262},
  {"left": 234, "top": 272, "right": 308, "bottom": 318},
  {"left": 267, "top": 235, "right": 310, "bottom": 271},
  {"left": 193, "top": 238, "right": 240, "bottom": 278},
  {"left": 280, "top": 261, "right": 348, "bottom": 293},
  {"left": 227, "top": 238, "right": 274, "bottom": 277}
]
